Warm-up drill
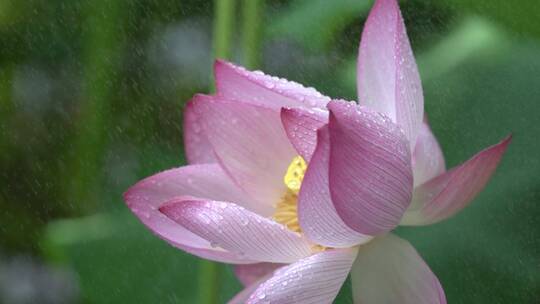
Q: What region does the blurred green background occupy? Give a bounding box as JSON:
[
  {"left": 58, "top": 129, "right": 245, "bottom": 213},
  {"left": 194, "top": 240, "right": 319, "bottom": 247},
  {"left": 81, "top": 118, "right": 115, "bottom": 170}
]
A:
[{"left": 1, "top": 0, "right": 539, "bottom": 303}]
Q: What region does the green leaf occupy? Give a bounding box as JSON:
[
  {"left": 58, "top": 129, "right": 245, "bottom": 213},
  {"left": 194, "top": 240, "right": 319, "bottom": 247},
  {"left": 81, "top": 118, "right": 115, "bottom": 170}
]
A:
[
  {"left": 43, "top": 210, "right": 243, "bottom": 303},
  {"left": 438, "top": 0, "right": 540, "bottom": 38}
]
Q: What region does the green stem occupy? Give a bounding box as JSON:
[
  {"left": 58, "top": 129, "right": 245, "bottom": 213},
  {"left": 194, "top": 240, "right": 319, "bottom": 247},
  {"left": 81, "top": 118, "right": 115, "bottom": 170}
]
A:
[
  {"left": 64, "top": 0, "right": 124, "bottom": 214},
  {"left": 213, "top": 0, "right": 236, "bottom": 62},
  {"left": 211, "top": 0, "right": 235, "bottom": 92},
  {"left": 241, "top": 0, "right": 264, "bottom": 69},
  {"left": 0, "top": 64, "right": 14, "bottom": 162},
  {"left": 199, "top": 1, "right": 236, "bottom": 304},
  {"left": 198, "top": 259, "right": 222, "bottom": 304}
]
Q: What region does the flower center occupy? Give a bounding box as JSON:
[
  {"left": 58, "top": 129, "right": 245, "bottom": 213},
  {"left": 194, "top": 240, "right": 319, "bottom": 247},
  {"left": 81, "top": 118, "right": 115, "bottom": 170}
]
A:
[
  {"left": 273, "top": 156, "right": 326, "bottom": 252},
  {"left": 273, "top": 156, "right": 307, "bottom": 233}
]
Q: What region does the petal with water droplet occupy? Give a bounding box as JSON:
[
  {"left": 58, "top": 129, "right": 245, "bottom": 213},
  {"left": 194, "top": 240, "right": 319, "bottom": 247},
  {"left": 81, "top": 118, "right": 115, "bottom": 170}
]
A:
[
  {"left": 298, "top": 125, "right": 373, "bottom": 247},
  {"left": 194, "top": 97, "right": 297, "bottom": 214},
  {"left": 184, "top": 94, "right": 218, "bottom": 164},
  {"left": 234, "top": 263, "right": 283, "bottom": 287},
  {"left": 357, "top": 0, "right": 423, "bottom": 147},
  {"left": 160, "top": 199, "right": 313, "bottom": 263},
  {"left": 351, "top": 234, "right": 446, "bottom": 304},
  {"left": 412, "top": 122, "right": 446, "bottom": 186},
  {"left": 280, "top": 107, "right": 328, "bottom": 162},
  {"left": 247, "top": 248, "right": 357, "bottom": 304},
  {"left": 123, "top": 164, "right": 256, "bottom": 263},
  {"left": 402, "top": 135, "right": 511, "bottom": 225},
  {"left": 215, "top": 60, "right": 330, "bottom": 110},
  {"left": 328, "top": 100, "right": 413, "bottom": 235}
]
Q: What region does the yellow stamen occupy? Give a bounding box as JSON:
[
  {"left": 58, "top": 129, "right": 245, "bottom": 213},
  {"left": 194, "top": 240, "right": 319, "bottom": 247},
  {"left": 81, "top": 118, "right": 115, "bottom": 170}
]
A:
[
  {"left": 273, "top": 185, "right": 301, "bottom": 232},
  {"left": 283, "top": 155, "right": 307, "bottom": 195},
  {"left": 273, "top": 156, "right": 327, "bottom": 252},
  {"left": 273, "top": 156, "right": 307, "bottom": 233}
]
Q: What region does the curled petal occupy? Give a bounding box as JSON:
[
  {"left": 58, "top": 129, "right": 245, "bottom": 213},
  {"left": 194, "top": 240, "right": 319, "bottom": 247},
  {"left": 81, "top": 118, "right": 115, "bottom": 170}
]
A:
[
  {"left": 280, "top": 107, "right": 328, "bottom": 162},
  {"left": 215, "top": 59, "right": 329, "bottom": 109},
  {"left": 328, "top": 100, "right": 413, "bottom": 235},
  {"left": 402, "top": 135, "right": 511, "bottom": 226},
  {"left": 357, "top": 0, "right": 424, "bottom": 146},
  {"left": 412, "top": 122, "right": 446, "bottom": 186},
  {"left": 247, "top": 248, "right": 358, "bottom": 304},
  {"left": 160, "top": 199, "right": 312, "bottom": 263},
  {"left": 123, "top": 164, "right": 255, "bottom": 263},
  {"left": 193, "top": 96, "right": 297, "bottom": 216},
  {"left": 298, "top": 125, "right": 373, "bottom": 247},
  {"left": 351, "top": 234, "right": 446, "bottom": 304}
]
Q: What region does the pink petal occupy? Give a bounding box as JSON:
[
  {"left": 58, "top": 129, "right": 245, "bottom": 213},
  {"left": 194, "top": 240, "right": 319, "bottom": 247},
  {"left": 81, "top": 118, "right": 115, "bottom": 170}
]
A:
[
  {"left": 123, "top": 164, "right": 256, "bottom": 263},
  {"left": 401, "top": 135, "right": 511, "bottom": 226},
  {"left": 298, "top": 125, "right": 373, "bottom": 247},
  {"left": 160, "top": 199, "right": 313, "bottom": 263},
  {"left": 357, "top": 0, "right": 423, "bottom": 146},
  {"left": 234, "top": 263, "right": 283, "bottom": 287},
  {"left": 193, "top": 96, "right": 297, "bottom": 214},
  {"left": 351, "top": 234, "right": 446, "bottom": 304},
  {"left": 412, "top": 122, "right": 446, "bottom": 186},
  {"left": 215, "top": 59, "right": 329, "bottom": 110},
  {"left": 280, "top": 107, "right": 328, "bottom": 162},
  {"left": 247, "top": 248, "right": 358, "bottom": 304},
  {"left": 183, "top": 95, "right": 218, "bottom": 164},
  {"left": 328, "top": 100, "right": 413, "bottom": 235}
]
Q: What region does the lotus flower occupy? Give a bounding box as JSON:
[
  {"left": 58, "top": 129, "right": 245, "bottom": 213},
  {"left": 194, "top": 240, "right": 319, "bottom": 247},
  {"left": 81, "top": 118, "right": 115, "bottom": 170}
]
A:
[{"left": 124, "top": 0, "right": 510, "bottom": 303}]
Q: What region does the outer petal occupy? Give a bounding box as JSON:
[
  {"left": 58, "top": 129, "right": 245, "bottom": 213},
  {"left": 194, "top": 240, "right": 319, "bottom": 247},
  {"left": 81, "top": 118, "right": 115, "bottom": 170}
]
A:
[
  {"left": 183, "top": 96, "right": 218, "bottom": 164},
  {"left": 328, "top": 101, "right": 413, "bottom": 235},
  {"left": 247, "top": 248, "right": 358, "bottom": 304},
  {"left": 194, "top": 97, "right": 297, "bottom": 215},
  {"left": 351, "top": 234, "right": 446, "bottom": 304},
  {"left": 401, "top": 135, "right": 511, "bottom": 226},
  {"left": 357, "top": 0, "right": 423, "bottom": 146},
  {"left": 160, "top": 199, "right": 312, "bottom": 263},
  {"left": 123, "top": 164, "right": 255, "bottom": 263},
  {"left": 234, "top": 263, "right": 283, "bottom": 287},
  {"left": 280, "top": 107, "right": 328, "bottom": 162},
  {"left": 412, "top": 122, "right": 446, "bottom": 186},
  {"left": 215, "top": 60, "right": 329, "bottom": 110},
  {"left": 298, "top": 125, "right": 373, "bottom": 247}
]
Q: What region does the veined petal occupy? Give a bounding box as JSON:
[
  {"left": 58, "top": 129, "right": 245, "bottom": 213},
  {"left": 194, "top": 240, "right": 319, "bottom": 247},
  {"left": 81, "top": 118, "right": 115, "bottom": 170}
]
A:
[
  {"left": 123, "top": 164, "right": 256, "bottom": 263},
  {"left": 328, "top": 100, "right": 413, "bottom": 235},
  {"left": 247, "top": 248, "right": 358, "bottom": 304},
  {"left": 160, "top": 199, "right": 313, "bottom": 263},
  {"left": 402, "top": 135, "right": 511, "bottom": 226},
  {"left": 193, "top": 97, "right": 297, "bottom": 215},
  {"left": 183, "top": 95, "right": 218, "bottom": 164},
  {"left": 357, "top": 0, "right": 423, "bottom": 146},
  {"left": 351, "top": 234, "right": 446, "bottom": 304},
  {"left": 280, "top": 107, "right": 328, "bottom": 162},
  {"left": 234, "top": 263, "right": 283, "bottom": 287},
  {"left": 215, "top": 59, "right": 329, "bottom": 109},
  {"left": 412, "top": 122, "right": 446, "bottom": 186},
  {"left": 298, "top": 125, "right": 373, "bottom": 247}
]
